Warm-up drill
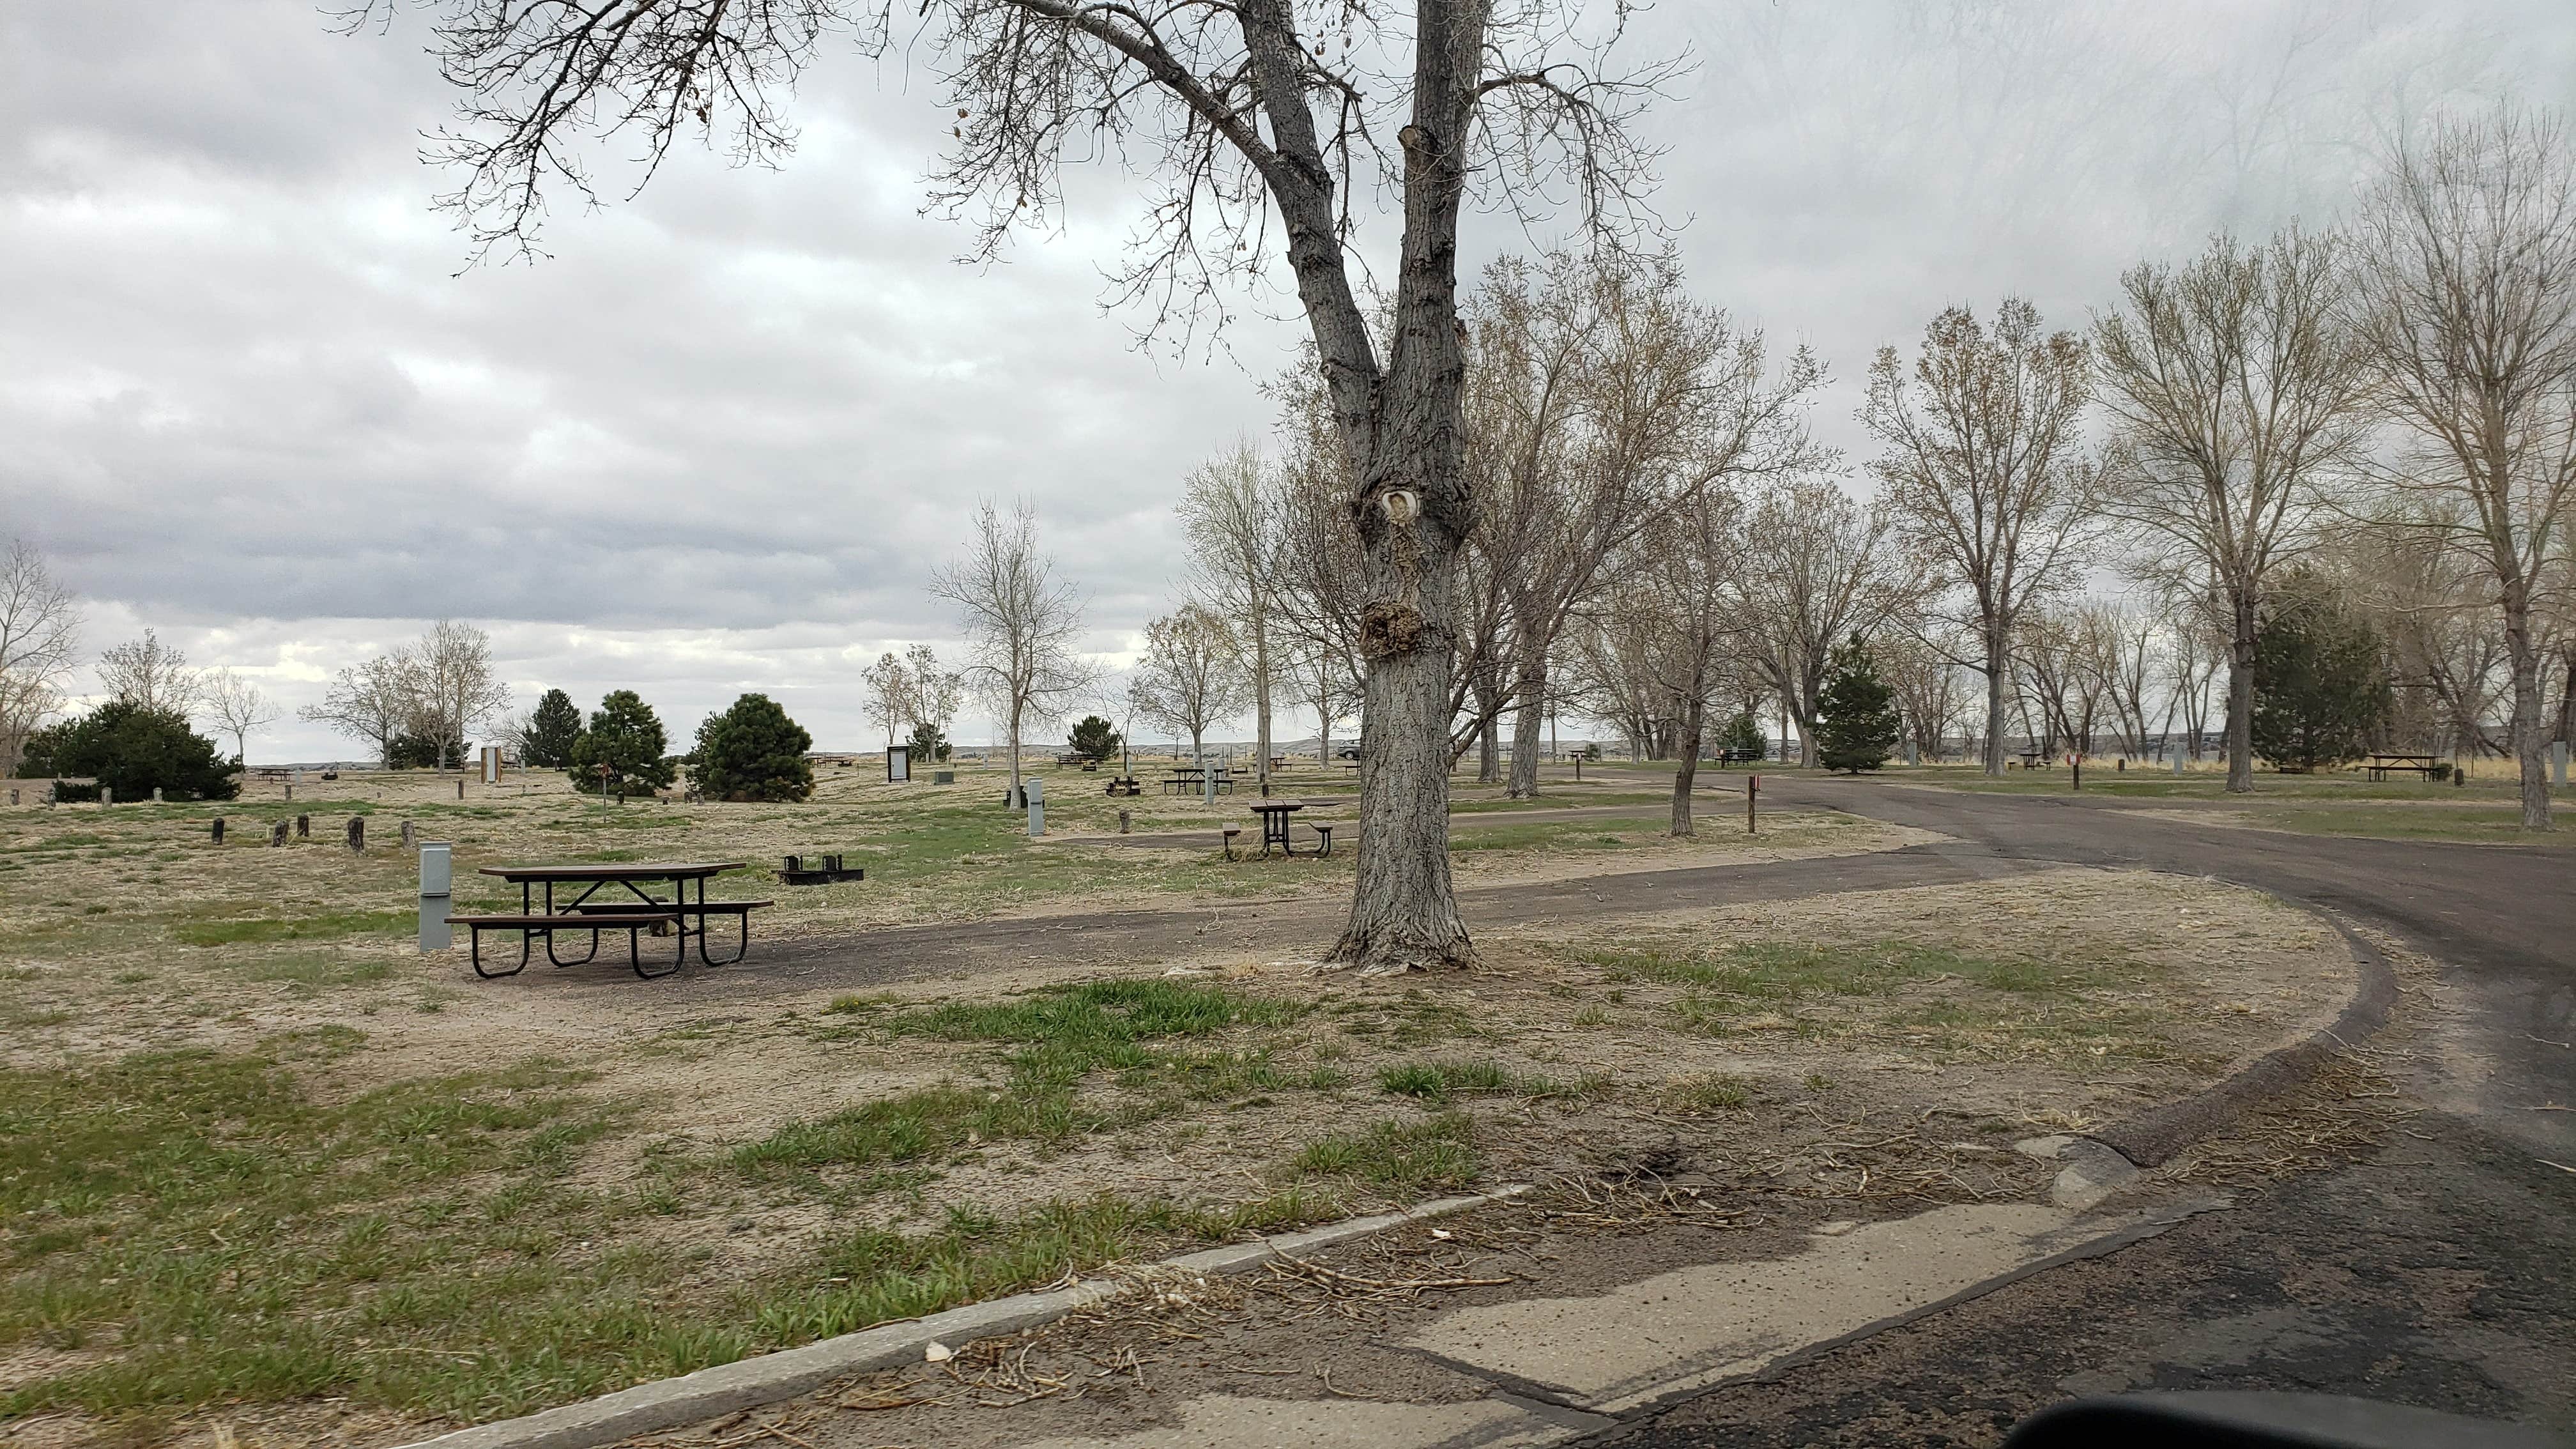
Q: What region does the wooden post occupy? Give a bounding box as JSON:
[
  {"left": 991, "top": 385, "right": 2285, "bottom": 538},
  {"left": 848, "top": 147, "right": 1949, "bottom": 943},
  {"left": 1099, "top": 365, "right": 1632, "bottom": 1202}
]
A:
[
  {"left": 270, "top": 819, "right": 289, "bottom": 847},
  {"left": 1746, "top": 773, "right": 1758, "bottom": 834},
  {"left": 296, "top": 813, "right": 310, "bottom": 838},
  {"left": 1118, "top": 808, "right": 1131, "bottom": 834},
  {"left": 401, "top": 820, "right": 416, "bottom": 849},
  {"left": 211, "top": 816, "right": 225, "bottom": 844},
  {"left": 347, "top": 817, "right": 365, "bottom": 852},
  {"left": 2071, "top": 753, "right": 2082, "bottom": 792}
]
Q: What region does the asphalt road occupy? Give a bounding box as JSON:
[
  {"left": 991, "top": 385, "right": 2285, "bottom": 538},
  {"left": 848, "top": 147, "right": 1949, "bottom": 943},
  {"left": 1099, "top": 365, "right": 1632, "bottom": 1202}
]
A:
[{"left": 1594, "top": 777, "right": 2576, "bottom": 1445}]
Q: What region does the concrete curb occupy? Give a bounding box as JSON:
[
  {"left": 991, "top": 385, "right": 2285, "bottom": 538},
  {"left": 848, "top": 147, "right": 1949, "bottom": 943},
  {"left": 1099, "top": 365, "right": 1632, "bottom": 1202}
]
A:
[
  {"left": 2090, "top": 914, "right": 2399, "bottom": 1170},
  {"left": 392, "top": 1183, "right": 1533, "bottom": 1449}
]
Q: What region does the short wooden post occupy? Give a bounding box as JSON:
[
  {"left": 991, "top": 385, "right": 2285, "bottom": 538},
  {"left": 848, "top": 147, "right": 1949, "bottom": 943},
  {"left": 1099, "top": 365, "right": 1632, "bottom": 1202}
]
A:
[
  {"left": 100, "top": 785, "right": 113, "bottom": 807},
  {"left": 270, "top": 819, "right": 289, "bottom": 847},
  {"left": 1746, "top": 773, "right": 1758, "bottom": 834},
  {"left": 211, "top": 816, "right": 225, "bottom": 843},
  {"left": 153, "top": 787, "right": 164, "bottom": 802},
  {"left": 346, "top": 817, "right": 364, "bottom": 852},
  {"left": 456, "top": 778, "right": 465, "bottom": 800},
  {"left": 1118, "top": 809, "right": 1131, "bottom": 834},
  {"left": 296, "top": 813, "right": 310, "bottom": 838},
  {"left": 401, "top": 820, "right": 417, "bottom": 849}
]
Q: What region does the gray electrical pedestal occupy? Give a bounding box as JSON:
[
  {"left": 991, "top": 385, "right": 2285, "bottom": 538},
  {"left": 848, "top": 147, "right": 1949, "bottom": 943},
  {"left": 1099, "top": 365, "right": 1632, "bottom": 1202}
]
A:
[{"left": 418, "top": 841, "right": 452, "bottom": 951}]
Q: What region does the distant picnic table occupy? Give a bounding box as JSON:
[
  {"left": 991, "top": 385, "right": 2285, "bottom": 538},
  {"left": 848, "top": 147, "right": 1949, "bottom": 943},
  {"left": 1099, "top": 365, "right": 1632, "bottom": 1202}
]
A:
[
  {"left": 2366, "top": 753, "right": 2446, "bottom": 781},
  {"left": 1162, "top": 766, "right": 1233, "bottom": 795},
  {"left": 450, "top": 861, "right": 772, "bottom": 980}
]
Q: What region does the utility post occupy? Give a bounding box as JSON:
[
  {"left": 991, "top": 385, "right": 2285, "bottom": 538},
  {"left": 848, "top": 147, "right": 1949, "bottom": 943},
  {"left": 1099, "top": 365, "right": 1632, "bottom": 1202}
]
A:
[{"left": 418, "top": 841, "right": 452, "bottom": 951}]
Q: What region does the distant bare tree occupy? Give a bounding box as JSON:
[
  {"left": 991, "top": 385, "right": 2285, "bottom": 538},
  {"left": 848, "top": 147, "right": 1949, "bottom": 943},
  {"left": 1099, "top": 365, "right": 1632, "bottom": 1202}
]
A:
[
  {"left": 203, "top": 670, "right": 278, "bottom": 766},
  {"left": 301, "top": 654, "right": 415, "bottom": 765},
  {"left": 2093, "top": 225, "right": 2370, "bottom": 792},
  {"left": 361, "top": 0, "right": 1683, "bottom": 972},
  {"left": 904, "top": 643, "right": 965, "bottom": 746},
  {"left": 1632, "top": 484, "right": 1746, "bottom": 835},
  {"left": 1879, "top": 627, "right": 1973, "bottom": 762},
  {"left": 932, "top": 500, "right": 1096, "bottom": 799},
  {"left": 1864, "top": 300, "right": 2097, "bottom": 776},
  {"left": 1129, "top": 602, "right": 1252, "bottom": 763},
  {"left": 861, "top": 652, "right": 912, "bottom": 749},
  {"left": 1178, "top": 443, "right": 1282, "bottom": 789},
  {"left": 1463, "top": 251, "right": 1828, "bottom": 797},
  {"left": 413, "top": 619, "right": 511, "bottom": 769},
  {"left": 2350, "top": 103, "right": 2576, "bottom": 829},
  {"left": 1733, "top": 477, "right": 1915, "bottom": 767},
  {"left": 97, "top": 629, "right": 203, "bottom": 716},
  {"left": 0, "top": 538, "right": 79, "bottom": 772}
]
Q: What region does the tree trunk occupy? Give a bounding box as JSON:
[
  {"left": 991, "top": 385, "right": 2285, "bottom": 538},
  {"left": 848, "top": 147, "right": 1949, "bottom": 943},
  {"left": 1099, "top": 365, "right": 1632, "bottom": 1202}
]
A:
[
  {"left": 1007, "top": 698, "right": 1024, "bottom": 801},
  {"left": 1981, "top": 636, "right": 2007, "bottom": 776},
  {"left": 1669, "top": 690, "right": 1706, "bottom": 836},
  {"left": 2504, "top": 586, "right": 2553, "bottom": 830},
  {"left": 1253, "top": 619, "right": 1273, "bottom": 790},
  {"left": 1506, "top": 647, "right": 1545, "bottom": 799},
  {"left": 1475, "top": 679, "right": 1500, "bottom": 783},
  {"left": 2226, "top": 588, "right": 2257, "bottom": 793}
]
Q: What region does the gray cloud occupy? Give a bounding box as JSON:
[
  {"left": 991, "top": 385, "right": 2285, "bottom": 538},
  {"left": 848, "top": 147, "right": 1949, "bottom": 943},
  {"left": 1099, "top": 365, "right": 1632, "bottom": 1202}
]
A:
[{"left": 8, "top": 0, "right": 2576, "bottom": 758}]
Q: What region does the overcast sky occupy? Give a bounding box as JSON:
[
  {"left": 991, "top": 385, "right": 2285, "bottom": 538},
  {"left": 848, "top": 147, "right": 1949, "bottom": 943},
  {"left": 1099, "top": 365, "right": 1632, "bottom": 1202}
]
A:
[{"left": 6, "top": 0, "right": 2574, "bottom": 760}]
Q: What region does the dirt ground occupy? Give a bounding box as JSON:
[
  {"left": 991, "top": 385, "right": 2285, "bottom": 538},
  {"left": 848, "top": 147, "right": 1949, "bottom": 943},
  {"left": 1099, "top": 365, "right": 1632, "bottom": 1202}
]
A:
[{"left": 0, "top": 765, "right": 2360, "bottom": 1449}]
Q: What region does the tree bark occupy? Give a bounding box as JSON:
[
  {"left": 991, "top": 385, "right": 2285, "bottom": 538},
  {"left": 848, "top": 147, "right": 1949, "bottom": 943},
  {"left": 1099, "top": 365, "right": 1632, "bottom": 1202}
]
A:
[
  {"left": 1252, "top": 618, "right": 1273, "bottom": 790},
  {"left": 1669, "top": 689, "right": 1705, "bottom": 836},
  {"left": 2226, "top": 588, "right": 2257, "bottom": 793},
  {"left": 1506, "top": 645, "right": 1545, "bottom": 798},
  {"left": 2504, "top": 582, "right": 2554, "bottom": 829},
  {"left": 1981, "top": 634, "right": 2009, "bottom": 776}
]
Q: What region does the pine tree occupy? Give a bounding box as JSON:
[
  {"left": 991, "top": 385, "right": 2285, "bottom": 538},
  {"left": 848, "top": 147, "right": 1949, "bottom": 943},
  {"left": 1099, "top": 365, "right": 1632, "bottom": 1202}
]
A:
[
  {"left": 1068, "top": 715, "right": 1122, "bottom": 762},
  {"left": 1814, "top": 634, "right": 1901, "bottom": 774},
  {"left": 905, "top": 719, "right": 951, "bottom": 763},
  {"left": 525, "top": 688, "right": 584, "bottom": 767},
  {"left": 2251, "top": 572, "right": 2391, "bottom": 771},
  {"left": 567, "top": 690, "right": 675, "bottom": 795},
  {"left": 1714, "top": 709, "right": 1767, "bottom": 759},
  {"left": 694, "top": 694, "right": 814, "bottom": 801}
]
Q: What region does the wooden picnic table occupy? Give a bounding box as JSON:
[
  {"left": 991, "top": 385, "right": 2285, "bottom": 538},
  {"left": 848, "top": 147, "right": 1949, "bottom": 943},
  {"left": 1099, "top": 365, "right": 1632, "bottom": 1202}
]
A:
[
  {"left": 2366, "top": 753, "right": 2446, "bottom": 781},
  {"left": 1246, "top": 798, "right": 1307, "bottom": 857},
  {"left": 454, "top": 861, "right": 770, "bottom": 979}
]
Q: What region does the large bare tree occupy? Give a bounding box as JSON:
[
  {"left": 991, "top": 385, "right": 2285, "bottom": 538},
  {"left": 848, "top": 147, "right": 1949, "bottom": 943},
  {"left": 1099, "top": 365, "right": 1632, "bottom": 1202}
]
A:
[
  {"left": 1863, "top": 300, "right": 2097, "bottom": 776},
  {"left": 0, "top": 539, "right": 79, "bottom": 773},
  {"left": 2092, "top": 226, "right": 2370, "bottom": 792},
  {"left": 362, "top": 0, "right": 1678, "bottom": 972},
  {"left": 302, "top": 654, "right": 417, "bottom": 765},
  {"left": 96, "top": 629, "right": 203, "bottom": 716},
  {"left": 932, "top": 500, "right": 1096, "bottom": 799},
  {"left": 1129, "top": 602, "right": 1252, "bottom": 762},
  {"left": 203, "top": 669, "right": 279, "bottom": 767},
  {"left": 2349, "top": 104, "right": 2576, "bottom": 829},
  {"left": 1732, "top": 476, "right": 1913, "bottom": 767},
  {"left": 1462, "top": 251, "right": 1825, "bottom": 797},
  {"left": 413, "top": 619, "right": 513, "bottom": 768},
  {"left": 1177, "top": 443, "right": 1281, "bottom": 789}
]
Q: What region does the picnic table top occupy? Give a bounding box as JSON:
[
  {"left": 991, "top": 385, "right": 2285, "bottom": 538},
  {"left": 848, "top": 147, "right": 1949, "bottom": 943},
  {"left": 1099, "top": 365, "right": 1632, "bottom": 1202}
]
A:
[
  {"left": 1247, "top": 799, "right": 1307, "bottom": 813},
  {"left": 2368, "top": 752, "right": 2445, "bottom": 763},
  {"left": 480, "top": 861, "right": 747, "bottom": 882}
]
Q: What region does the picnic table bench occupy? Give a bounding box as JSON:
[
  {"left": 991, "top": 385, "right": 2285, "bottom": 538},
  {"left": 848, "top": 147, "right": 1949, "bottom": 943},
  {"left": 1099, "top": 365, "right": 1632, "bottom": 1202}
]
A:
[
  {"left": 2366, "top": 753, "right": 2446, "bottom": 781},
  {"left": 1713, "top": 749, "right": 1763, "bottom": 767},
  {"left": 1245, "top": 799, "right": 1332, "bottom": 857},
  {"left": 1103, "top": 776, "right": 1141, "bottom": 797},
  {"left": 448, "top": 861, "right": 772, "bottom": 980}
]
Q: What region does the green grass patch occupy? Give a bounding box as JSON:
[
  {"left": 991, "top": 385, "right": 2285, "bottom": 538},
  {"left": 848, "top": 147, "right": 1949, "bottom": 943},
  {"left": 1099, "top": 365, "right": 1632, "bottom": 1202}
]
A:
[
  {"left": 172, "top": 908, "right": 414, "bottom": 947},
  {"left": 1376, "top": 1057, "right": 1591, "bottom": 1103},
  {"left": 1664, "top": 1073, "right": 1758, "bottom": 1113},
  {"left": 1282, "top": 1114, "right": 1480, "bottom": 1196},
  {"left": 742, "top": 980, "right": 1310, "bottom": 1179}
]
